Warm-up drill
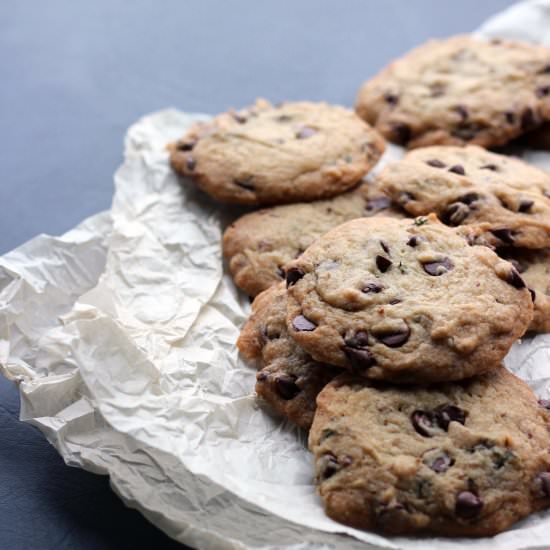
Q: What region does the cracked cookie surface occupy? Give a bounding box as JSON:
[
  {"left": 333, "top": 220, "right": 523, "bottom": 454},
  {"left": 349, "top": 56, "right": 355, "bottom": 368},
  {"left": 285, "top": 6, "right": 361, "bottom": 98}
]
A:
[
  {"left": 356, "top": 35, "right": 550, "bottom": 149},
  {"left": 285, "top": 215, "right": 533, "bottom": 383},
  {"left": 237, "top": 283, "right": 339, "bottom": 429},
  {"left": 223, "top": 180, "right": 404, "bottom": 297},
  {"left": 377, "top": 145, "right": 550, "bottom": 249},
  {"left": 170, "top": 99, "right": 385, "bottom": 205},
  {"left": 309, "top": 368, "right": 550, "bottom": 536}
]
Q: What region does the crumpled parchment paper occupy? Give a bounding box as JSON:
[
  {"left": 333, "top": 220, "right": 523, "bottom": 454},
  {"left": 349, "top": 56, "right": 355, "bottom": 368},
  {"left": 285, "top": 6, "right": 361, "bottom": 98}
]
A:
[{"left": 2, "top": 2, "right": 550, "bottom": 548}]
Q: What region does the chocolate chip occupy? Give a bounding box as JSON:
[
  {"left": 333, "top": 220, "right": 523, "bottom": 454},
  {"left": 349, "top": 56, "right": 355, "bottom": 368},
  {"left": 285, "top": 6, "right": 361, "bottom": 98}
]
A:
[
  {"left": 343, "top": 332, "right": 376, "bottom": 373},
  {"left": 443, "top": 202, "right": 469, "bottom": 226},
  {"left": 505, "top": 111, "right": 516, "bottom": 124},
  {"left": 186, "top": 157, "right": 196, "bottom": 171},
  {"left": 423, "top": 449, "right": 454, "bottom": 473},
  {"left": 480, "top": 163, "right": 499, "bottom": 171},
  {"left": 296, "top": 126, "right": 316, "bottom": 139},
  {"left": 366, "top": 196, "right": 391, "bottom": 212},
  {"left": 538, "top": 472, "right": 550, "bottom": 497},
  {"left": 422, "top": 258, "right": 453, "bottom": 276},
  {"left": 234, "top": 178, "right": 255, "bottom": 191},
  {"left": 411, "top": 411, "right": 438, "bottom": 437},
  {"left": 275, "top": 374, "right": 300, "bottom": 400},
  {"left": 177, "top": 140, "right": 196, "bottom": 151},
  {"left": 391, "top": 122, "right": 411, "bottom": 145},
  {"left": 454, "top": 105, "right": 469, "bottom": 121},
  {"left": 345, "top": 331, "right": 369, "bottom": 348},
  {"left": 536, "top": 86, "right": 550, "bottom": 98},
  {"left": 389, "top": 299, "right": 402, "bottom": 305},
  {"left": 376, "top": 255, "right": 392, "bottom": 273},
  {"left": 455, "top": 491, "right": 483, "bottom": 519},
  {"left": 529, "top": 288, "right": 536, "bottom": 302},
  {"left": 380, "top": 240, "right": 390, "bottom": 254},
  {"left": 375, "top": 325, "right": 410, "bottom": 348},
  {"left": 362, "top": 282, "right": 383, "bottom": 293},
  {"left": 459, "top": 192, "right": 480, "bottom": 205},
  {"left": 521, "top": 107, "right": 538, "bottom": 131},
  {"left": 407, "top": 236, "right": 422, "bottom": 247},
  {"left": 426, "top": 159, "right": 446, "bottom": 168},
  {"left": 506, "top": 267, "right": 526, "bottom": 289},
  {"left": 448, "top": 164, "right": 466, "bottom": 175},
  {"left": 435, "top": 404, "right": 466, "bottom": 430},
  {"left": 452, "top": 122, "right": 485, "bottom": 140},
  {"left": 318, "top": 453, "right": 340, "bottom": 480},
  {"left": 384, "top": 92, "right": 399, "bottom": 105},
  {"left": 491, "top": 228, "right": 515, "bottom": 245},
  {"left": 518, "top": 199, "right": 534, "bottom": 213},
  {"left": 286, "top": 267, "right": 304, "bottom": 287},
  {"left": 538, "top": 399, "right": 550, "bottom": 409},
  {"left": 292, "top": 315, "right": 316, "bottom": 331}
]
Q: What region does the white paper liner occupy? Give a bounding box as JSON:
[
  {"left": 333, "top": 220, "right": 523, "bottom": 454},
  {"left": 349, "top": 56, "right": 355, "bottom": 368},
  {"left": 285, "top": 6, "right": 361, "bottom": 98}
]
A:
[{"left": 2, "top": 2, "right": 550, "bottom": 548}]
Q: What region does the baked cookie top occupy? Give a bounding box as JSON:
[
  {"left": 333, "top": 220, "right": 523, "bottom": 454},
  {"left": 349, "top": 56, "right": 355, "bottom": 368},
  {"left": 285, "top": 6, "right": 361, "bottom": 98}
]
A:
[
  {"left": 377, "top": 145, "right": 550, "bottom": 249},
  {"left": 356, "top": 35, "right": 550, "bottom": 149},
  {"left": 285, "top": 215, "right": 533, "bottom": 383},
  {"left": 170, "top": 99, "right": 385, "bottom": 205},
  {"left": 309, "top": 368, "right": 550, "bottom": 536},
  {"left": 237, "top": 284, "right": 339, "bottom": 429},
  {"left": 499, "top": 248, "right": 550, "bottom": 334},
  {"left": 223, "top": 180, "right": 404, "bottom": 297}
]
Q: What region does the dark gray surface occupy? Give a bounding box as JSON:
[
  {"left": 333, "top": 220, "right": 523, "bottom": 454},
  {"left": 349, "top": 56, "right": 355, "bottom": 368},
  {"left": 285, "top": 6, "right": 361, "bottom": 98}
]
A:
[{"left": 0, "top": 1, "right": 516, "bottom": 549}]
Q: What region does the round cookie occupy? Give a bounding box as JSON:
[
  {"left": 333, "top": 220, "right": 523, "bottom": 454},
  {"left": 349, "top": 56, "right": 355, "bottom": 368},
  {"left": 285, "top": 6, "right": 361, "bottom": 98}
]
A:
[
  {"left": 285, "top": 215, "right": 534, "bottom": 383},
  {"left": 377, "top": 145, "right": 550, "bottom": 249},
  {"left": 356, "top": 35, "right": 550, "bottom": 149},
  {"left": 170, "top": 99, "right": 385, "bottom": 205},
  {"left": 223, "top": 180, "right": 405, "bottom": 297},
  {"left": 498, "top": 248, "right": 550, "bottom": 334},
  {"left": 237, "top": 283, "right": 339, "bottom": 430},
  {"left": 309, "top": 368, "right": 550, "bottom": 536}
]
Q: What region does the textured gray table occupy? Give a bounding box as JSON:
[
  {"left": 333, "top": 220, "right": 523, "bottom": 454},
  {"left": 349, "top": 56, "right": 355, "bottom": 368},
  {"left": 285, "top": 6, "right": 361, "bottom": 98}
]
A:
[{"left": 0, "top": 1, "right": 516, "bottom": 548}]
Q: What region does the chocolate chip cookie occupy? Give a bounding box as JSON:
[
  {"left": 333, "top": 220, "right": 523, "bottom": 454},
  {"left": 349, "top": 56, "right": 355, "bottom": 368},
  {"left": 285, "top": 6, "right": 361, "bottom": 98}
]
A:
[
  {"left": 223, "top": 180, "right": 404, "bottom": 297},
  {"left": 356, "top": 35, "right": 550, "bottom": 149},
  {"left": 309, "top": 368, "right": 550, "bottom": 536},
  {"left": 285, "top": 215, "right": 533, "bottom": 383},
  {"left": 377, "top": 145, "right": 550, "bottom": 249},
  {"left": 499, "top": 248, "right": 550, "bottom": 334},
  {"left": 237, "top": 284, "right": 339, "bottom": 429},
  {"left": 170, "top": 99, "right": 385, "bottom": 205}
]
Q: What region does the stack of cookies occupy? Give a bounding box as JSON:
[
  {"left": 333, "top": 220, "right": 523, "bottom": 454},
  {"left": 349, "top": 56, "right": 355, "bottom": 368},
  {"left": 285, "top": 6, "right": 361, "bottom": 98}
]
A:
[{"left": 169, "top": 34, "right": 550, "bottom": 537}]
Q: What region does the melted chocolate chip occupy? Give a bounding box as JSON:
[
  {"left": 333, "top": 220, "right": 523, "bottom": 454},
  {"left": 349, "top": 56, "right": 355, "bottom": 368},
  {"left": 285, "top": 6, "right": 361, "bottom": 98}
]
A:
[
  {"left": 375, "top": 325, "right": 410, "bottom": 348},
  {"left": 186, "top": 157, "right": 196, "bottom": 171},
  {"left": 292, "top": 315, "right": 316, "bottom": 332},
  {"left": 345, "top": 331, "right": 369, "bottom": 348},
  {"left": 506, "top": 267, "right": 526, "bottom": 289},
  {"left": 296, "top": 126, "right": 316, "bottom": 139},
  {"left": 376, "top": 255, "right": 392, "bottom": 273},
  {"left": 480, "top": 163, "right": 499, "bottom": 171},
  {"left": 422, "top": 258, "right": 453, "bottom": 276},
  {"left": 505, "top": 111, "right": 516, "bottom": 125},
  {"left": 435, "top": 404, "right": 466, "bottom": 430},
  {"left": 538, "top": 399, "right": 550, "bottom": 409},
  {"left": 380, "top": 240, "right": 390, "bottom": 254},
  {"left": 389, "top": 299, "right": 402, "bottom": 305},
  {"left": 426, "top": 159, "right": 446, "bottom": 168},
  {"left": 319, "top": 453, "right": 340, "bottom": 480},
  {"left": 177, "top": 140, "right": 196, "bottom": 151},
  {"left": 518, "top": 199, "right": 534, "bottom": 213},
  {"left": 384, "top": 92, "right": 399, "bottom": 105},
  {"left": 423, "top": 449, "right": 454, "bottom": 473},
  {"left": 362, "top": 282, "right": 383, "bottom": 293},
  {"left": 443, "top": 202, "right": 469, "bottom": 225},
  {"left": 411, "top": 411, "right": 438, "bottom": 437},
  {"left": 521, "top": 107, "right": 538, "bottom": 131},
  {"left": 275, "top": 374, "right": 300, "bottom": 400},
  {"left": 407, "top": 235, "right": 422, "bottom": 247},
  {"left": 234, "top": 178, "right": 255, "bottom": 191},
  {"left": 455, "top": 491, "right": 483, "bottom": 519},
  {"left": 343, "top": 332, "right": 376, "bottom": 372},
  {"left": 458, "top": 192, "right": 480, "bottom": 205},
  {"left": 286, "top": 267, "right": 304, "bottom": 287},
  {"left": 448, "top": 164, "right": 466, "bottom": 175},
  {"left": 538, "top": 472, "right": 550, "bottom": 497},
  {"left": 366, "top": 196, "right": 391, "bottom": 212},
  {"left": 536, "top": 86, "right": 550, "bottom": 98},
  {"left": 391, "top": 122, "right": 411, "bottom": 145},
  {"left": 454, "top": 105, "right": 469, "bottom": 121},
  {"left": 491, "top": 228, "right": 515, "bottom": 245}
]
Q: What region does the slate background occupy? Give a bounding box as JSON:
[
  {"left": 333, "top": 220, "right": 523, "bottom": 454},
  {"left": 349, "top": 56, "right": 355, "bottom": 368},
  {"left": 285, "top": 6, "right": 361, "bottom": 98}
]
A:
[{"left": 0, "top": 1, "right": 516, "bottom": 548}]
